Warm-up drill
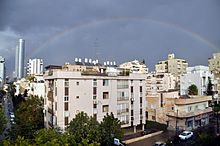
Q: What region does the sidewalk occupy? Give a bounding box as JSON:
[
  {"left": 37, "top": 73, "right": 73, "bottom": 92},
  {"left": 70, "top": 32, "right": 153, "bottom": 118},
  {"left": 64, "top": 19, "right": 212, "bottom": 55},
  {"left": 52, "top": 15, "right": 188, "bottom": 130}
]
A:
[{"left": 123, "top": 131, "right": 163, "bottom": 145}]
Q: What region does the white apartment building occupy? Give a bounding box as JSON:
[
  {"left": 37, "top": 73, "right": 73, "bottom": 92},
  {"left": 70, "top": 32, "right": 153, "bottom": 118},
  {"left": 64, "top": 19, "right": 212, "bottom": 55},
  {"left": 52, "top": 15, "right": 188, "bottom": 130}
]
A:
[
  {"left": 27, "top": 59, "right": 43, "bottom": 75},
  {"left": 180, "top": 66, "right": 213, "bottom": 96},
  {"left": 146, "top": 72, "right": 177, "bottom": 96},
  {"left": 119, "top": 60, "right": 148, "bottom": 74},
  {"left": 28, "top": 75, "right": 45, "bottom": 98},
  {"left": 155, "top": 53, "right": 188, "bottom": 77},
  {"left": 0, "top": 56, "right": 5, "bottom": 86},
  {"left": 44, "top": 64, "right": 146, "bottom": 132}
]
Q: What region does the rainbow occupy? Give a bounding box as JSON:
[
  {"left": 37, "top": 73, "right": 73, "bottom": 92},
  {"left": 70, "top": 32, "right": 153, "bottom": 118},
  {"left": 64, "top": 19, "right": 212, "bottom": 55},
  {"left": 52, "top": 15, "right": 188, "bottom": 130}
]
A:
[{"left": 30, "top": 17, "right": 219, "bottom": 57}]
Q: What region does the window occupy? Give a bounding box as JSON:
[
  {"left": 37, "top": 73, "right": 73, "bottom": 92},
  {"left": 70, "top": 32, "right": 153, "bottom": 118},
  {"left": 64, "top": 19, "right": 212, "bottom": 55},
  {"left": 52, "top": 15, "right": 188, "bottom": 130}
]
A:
[
  {"left": 103, "top": 79, "right": 109, "bottom": 86},
  {"left": 93, "top": 96, "right": 96, "bottom": 100},
  {"left": 140, "top": 109, "right": 142, "bottom": 115},
  {"left": 131, "top": 86, "right": 133, "bottom": 93},
  {"left": 93, "top": 87, "right": 97, "bottom": 95},
  {"left": 76, "top": 82, "right": 79, "bottom": 85},
  {"left": 102, "top": 105, "right": 109, "bottom": 112},
  {"left": 76, "top": 96, "right": 79, "bottom": 99},
  {"left": 55, "top": 102, "right": 57, "bottom": 111},
  {"left": 131, "top": 110, "right": 134, "bottom": 116},
  {"left": 64, "top": 96, "right": 69, "bottom": 101},
  {"left": 65, "top": 117, "right": 68, "bottom": 125},
  {"left": 117, "top": 80, "right": 129, "bottom": 89},
  {"left": 93, "top": 104, "right": 97, "bottom": 108},
  {"left": 140, "top": 97, "right": 142, "bottom": 104},
  {"left": 140, "top": 86, "right": 142, "bottom": 92},
  {"left": 103, "top": 92, "right": 109, "bottom": 99},
  {"left": 65, "top": 87, "right": 69, "bottom": 96},
  {"left": 64, "top": 79, "right": 69, "bottom": 87},
  {"left": 93, "top": 79, "right": 97, "bottom": 86},
  {"left": 188, "top": 106, "right": 192, "bottom": 112},
  {"left": 93, "top": 114, "right": 97, "bottom": 120},
  {"left": 64, "top": 102, "right": 68, "bottom": 111},
  {"left": 55, "top": 87, "right": 57, "bottom": 96}
]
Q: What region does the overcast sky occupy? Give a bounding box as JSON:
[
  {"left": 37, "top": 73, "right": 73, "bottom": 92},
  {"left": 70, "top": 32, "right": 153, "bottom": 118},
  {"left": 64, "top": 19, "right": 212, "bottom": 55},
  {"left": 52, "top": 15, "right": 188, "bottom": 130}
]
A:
[{"left": 0, "top": 0, "right": 220, "bottom": 76}]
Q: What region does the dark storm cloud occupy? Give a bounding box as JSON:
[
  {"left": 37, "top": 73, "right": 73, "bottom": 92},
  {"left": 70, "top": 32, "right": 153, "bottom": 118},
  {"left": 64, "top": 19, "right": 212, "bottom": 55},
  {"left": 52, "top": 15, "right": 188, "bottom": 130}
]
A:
[{"left": 0, "top": 0, "right": 220, "bottom": 76}]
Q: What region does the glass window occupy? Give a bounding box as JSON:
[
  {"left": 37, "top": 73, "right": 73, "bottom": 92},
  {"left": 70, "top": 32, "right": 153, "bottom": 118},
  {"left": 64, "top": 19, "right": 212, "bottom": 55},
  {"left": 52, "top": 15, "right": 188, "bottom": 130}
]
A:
[
  {"left": 65, "top": 87, "right": 69, "bottom": 96},
  {"left": 102, "top": 105, "right": 109, "bottom": 112},
  {"left": 103, "top": 92, "right": 109, "bottom": 99},
  {"left": 103, "top": 79, "right": 109, "bottom": 86},
  {"left": 93, "top": 87, "right": 97, "bottom": 95},
  {"left": 65, "top": 117, "right": 68, "bottom": 125},
  {"left": 64, "top": 102, "right": 68, "bottom": 111},
  {"left": 64, "top": 96, "right": 69, "bottom": 101},
  {"left": 76, "top": 82, "right": 79, "bottom": 85}
]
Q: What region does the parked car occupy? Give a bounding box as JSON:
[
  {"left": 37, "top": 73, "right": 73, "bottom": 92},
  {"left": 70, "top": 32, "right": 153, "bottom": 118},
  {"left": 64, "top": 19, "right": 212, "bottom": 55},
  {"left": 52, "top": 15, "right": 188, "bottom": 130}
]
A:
[
  {"left": 178, "top": 131, "right": 193, "bottom": 140},
  {"left": 153, "top": 141, "right": 166, "bottom": 146},
  {"left": 10, "top": 112, "right": 15, "bottom": 118}
]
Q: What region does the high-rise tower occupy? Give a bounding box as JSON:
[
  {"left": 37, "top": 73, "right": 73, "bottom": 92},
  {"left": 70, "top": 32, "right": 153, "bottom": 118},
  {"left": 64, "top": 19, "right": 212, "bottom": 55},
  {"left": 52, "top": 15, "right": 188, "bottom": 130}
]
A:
[
  {"left": 0, "top": 56, "right": 5, "bottom": 86},
  {"left": 15, "top": 39, "right": 25, "bottom": 79}
]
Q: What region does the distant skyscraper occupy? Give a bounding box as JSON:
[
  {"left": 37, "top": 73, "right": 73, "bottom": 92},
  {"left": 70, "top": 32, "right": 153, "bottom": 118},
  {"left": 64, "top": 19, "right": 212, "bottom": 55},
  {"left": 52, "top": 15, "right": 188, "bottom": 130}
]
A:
[
  {"left": 15, "top": 39, "right": 25, "bottom": 79},
  {"left": 27, "top": 59, "right": 44, "bottom": 75},
  {"left": 0, "top": 56, "right": 5, "bottom": 85}
]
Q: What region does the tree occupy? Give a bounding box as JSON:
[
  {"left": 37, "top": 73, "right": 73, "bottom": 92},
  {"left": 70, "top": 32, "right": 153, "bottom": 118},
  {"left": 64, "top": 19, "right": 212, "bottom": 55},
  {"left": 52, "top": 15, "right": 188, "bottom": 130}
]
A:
[
  {"left": 12, "top": 95, "right": 44, "bottom": 139},
  {"left": 0, "top": 106, "right": 6, "bottom": 134},
  {"left": 207, "top": 78, "right": 213, "bottom": 96},
  {"left": 67, "top": 112, "right": 101, "bottom": 143},
  {"left": 188, "top": 84, "right": 198, "bottom": 95},
  {"left": 100, "top": 112, "right": 123, "bottom": 146}
]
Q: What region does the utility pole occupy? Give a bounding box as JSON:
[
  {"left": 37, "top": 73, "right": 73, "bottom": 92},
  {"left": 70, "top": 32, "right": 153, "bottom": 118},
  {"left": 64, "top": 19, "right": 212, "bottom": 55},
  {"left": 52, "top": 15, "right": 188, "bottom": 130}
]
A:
[{"left": 176, "top": 109, "right": 178, "bottom": 135}]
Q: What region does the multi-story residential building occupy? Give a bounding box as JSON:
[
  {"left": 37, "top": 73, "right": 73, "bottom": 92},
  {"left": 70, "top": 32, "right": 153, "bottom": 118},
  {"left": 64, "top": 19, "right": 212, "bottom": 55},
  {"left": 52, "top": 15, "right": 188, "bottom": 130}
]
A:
[
  {"left": 167, "top": 95, "right": 212, "bottom": 131},
  {"left": 146, "top": 72, "right": 177, "bottom": 96},
  {"left": 28, "top": 75, "right": 45, "bottom": 98},
  {"left": 208, "top": 53, "right": 220, "bottom": 102},
  {"left": 146, "top": 91, "right": 212, "bottom": 131},
  {"left": 146, "top": 90, "right": 179, "bottom": 124},
  {"left": 208, "top": 53, "right": 220, "bottom": 74},
  {"left": 155, "top": 53, "right": 188, "bottom": 77},
  {"left": 27, "top": 59, "right": 44, "bottom": 76},
  {"left": 44, "top": 63, "right": 146, "bottom": 132},
  {"left": 119, "top": 60, "right": 148, "bottom": 74},
  {"left": 15, "top": 39, "right": 25, "bottom": 79},
  {"left": 0, "top": 56, "right": 5, "bottom": 86},
  {"left": 180, "top": 66, "right": 213, "bottom": 96}
]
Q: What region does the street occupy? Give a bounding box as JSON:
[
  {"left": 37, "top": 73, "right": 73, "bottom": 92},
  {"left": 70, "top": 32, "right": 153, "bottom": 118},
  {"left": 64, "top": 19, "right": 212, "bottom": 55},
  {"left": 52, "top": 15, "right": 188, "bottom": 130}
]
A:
[
  {"left": 127, "top": 130, "right": 175, "bottom": 146},
  {"left": 0, "top": 93, "right": 14, "bottom": 140}
]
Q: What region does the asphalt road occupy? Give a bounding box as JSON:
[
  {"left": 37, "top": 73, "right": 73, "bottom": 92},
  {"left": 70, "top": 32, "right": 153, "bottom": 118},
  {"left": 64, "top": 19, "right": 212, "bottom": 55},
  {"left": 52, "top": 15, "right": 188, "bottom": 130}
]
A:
[
  {"left": 0, "top": 94, "right": 14, "bottom": 140},
  {"left": 128, "top": 130, "right": 175, "bottom": 146}
]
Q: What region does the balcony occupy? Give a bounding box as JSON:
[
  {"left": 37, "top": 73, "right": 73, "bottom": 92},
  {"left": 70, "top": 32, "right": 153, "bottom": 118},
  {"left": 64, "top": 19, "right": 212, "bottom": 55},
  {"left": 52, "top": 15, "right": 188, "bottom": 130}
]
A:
[
  {"left": 47, "top": 91, "right": 53, "bottom": 101},
  {"left": 167, "top": 107, "right": 212, "bottom": 118},
  {"left": 48, "top": 107, "right": 54, "bottom": 114},
  {"left": 117, "top": 96, "right": 129, "bottom": 101},
  {"left": 117, "top": 108, "right": 129, "bottom": 114},
  {"left": 175, "top": 96, "right": 212, "bottom": 105}
]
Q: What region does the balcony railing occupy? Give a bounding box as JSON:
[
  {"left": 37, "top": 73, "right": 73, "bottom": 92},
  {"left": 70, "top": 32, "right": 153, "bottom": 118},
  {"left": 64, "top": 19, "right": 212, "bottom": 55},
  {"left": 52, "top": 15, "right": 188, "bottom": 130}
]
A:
[
  {"left": 117, "top": 96, "right": 129, "bottom": 101},
  {"left": 117, "top": 108, "right": 129, "bottom": 114}
]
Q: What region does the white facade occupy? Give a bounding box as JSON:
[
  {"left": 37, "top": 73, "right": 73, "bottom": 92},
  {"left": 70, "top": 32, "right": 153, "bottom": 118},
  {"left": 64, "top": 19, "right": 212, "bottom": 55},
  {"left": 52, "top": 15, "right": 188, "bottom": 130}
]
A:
[
  {"left": 28, "top": 75, "right": 45, "bottom": 98},
  {"left": 146, "top": 72, "right": 177, "bottom": 96},
  {"left": 119, "top": 60, "right": 148, "bottom": 74},
  {"left": 0, "top": 56, "right": 5, "bottom": 85},
  {"left": 180, "top": 66, "right": 213, "bottom": 96},
  {"left": 27, "top": 59, "right": 43, "bottom": 75},
  {"left": 44, "top": 65, "right": 146, "bottom": 132}
]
